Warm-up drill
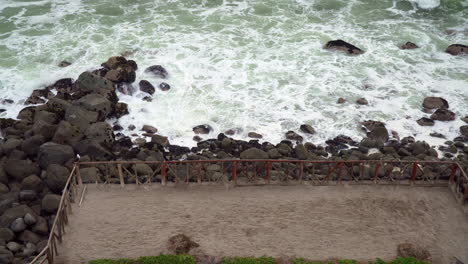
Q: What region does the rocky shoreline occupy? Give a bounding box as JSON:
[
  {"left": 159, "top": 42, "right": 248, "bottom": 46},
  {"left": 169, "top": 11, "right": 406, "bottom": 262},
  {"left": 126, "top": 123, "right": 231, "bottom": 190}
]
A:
[{"left": 0, "top": 41, "right": 467, "bottom": 263}]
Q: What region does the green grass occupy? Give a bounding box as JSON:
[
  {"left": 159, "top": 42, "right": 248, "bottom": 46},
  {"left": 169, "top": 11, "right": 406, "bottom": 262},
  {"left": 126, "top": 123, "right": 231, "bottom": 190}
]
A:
[
  {"left": 88, "top": 255, "right": 196, "bottom": 264},
  {"left": 221, "top": 256, "right": 277, "bottom": 264}
]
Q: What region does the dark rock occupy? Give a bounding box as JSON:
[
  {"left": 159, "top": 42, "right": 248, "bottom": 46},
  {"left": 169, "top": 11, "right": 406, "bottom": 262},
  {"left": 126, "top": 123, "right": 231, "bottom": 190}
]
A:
[
  {"left": 285, "top": 131, "right": 303, "bottom": 142},
  {"left": 445, "top": 44, "right": 468, "bottom": 56},
  {"left": 34, "top": 111, "right": 58, "bottom": 125},
  {"left": 113, "top": 124, "right": 123, "bottom": 131},
  {"left": 151, "top": 135, "right": 170, "bottom": 147},
  {"left": 142, "top": 96, "right": 152, "bottom": 102},
  {"left": 46, "top": 97, "right": 71, "bottom": 116},
  {"left": 46, "top": 164, "right": 70, "bottom": 194},
  {"left": 337, "top": 98, "right": 346, "bottom": 104},
  {"left": 79, "top": 167, "right": 100, "bottom": 184},
  {"left": 193, "top": 136, "right": 202, "bottom": 142},
  {"left": 102, "top": 56, "right": 127, "bottom": 70},
  {"left": 397, "top": 243, "right": 430, "bottom": 260},
  {"left": 52, "top": 121, "right": 83, "bottom": 147},
  {"left": 248, "top": 132, "right": 262, "bottom": 139},
  {"left": 423, "top": 97, "right": 449, "bottom": 109},
  {"left": 6, "top": 241, "right": 21, "bottom": 252},
  {"left": 17, "top": 106, "right": 36, "bottom": 121},
  {"left": 430, "top": 109, "right": 455, "bottom": 121},
  {"left": 356, "top": 98, "right": 368, "bottom": 105},
  {"left": 37, "top": 142, "right": 75, "bottom": 169},
  {"left": 58, "top": 60, "right": 71, "bottom": 67},
  {"left": 75, "top": 72, "right": 114, "bottom": 94},
  {"left": 461, "top": 125, "right": 468, "bottom": 137},
  {"left": 105, "top": 65, "right": 136, "bottom": 83},
  {"left": 430, "top": 132, "right": 445, "bottom": 138},
  {"left": 142, "top": 125, "right": 157, "bottom": 134},
  {"left": 139, "top": 80, "right": 155, "bottom": 95},
  {"left": 17, "top": 230, "right": 40, "bottom": 244},
  {"left": 84, "top": 122, "right": 115, "bottom": 146},
  {"left": 295, "top": 144, "right": 308, "bottom": 160},
  {"left": 2, "top": 139, "right": 22, "bottom": 154},
  {"left": 115, "top": 82, "right": 135, "bottom": 95},
  {"left": 417, "top": 117, "right": 435, "bottom": 126},
  {"left": 461, "top": 116, "right": 468, "bottom": 123},
  {"left": 361, "top": 121, "right": 389, "bottom": 143},
  {"left": 47, "top": 78, "right": 75, "bottom": 93},
  {"left": 300, "top": 124, "right": 315, "bottom": 134},
  {"left": 159, "top": 82, "right": 171, "bottom": 91},
  {"left": 145, "top": 65, "right": 168, "bottom": 78},
  {"left": 0, "top": 205, "right": 35, "bottom": 228},
  {"left": 64, "top": 105, "right": 99, "bottom": 132},
  {"left": 18, "top": 190, "right": 37, "bottom": 202},
  {"left": 113, "top": 102, "right": 129, "bottom": 118},
  {"left": 31, "top": 217, "right": 48, "bottom": 235},
  {"left": 324, "top": 39, "right": 364, "bottom": 55},
  {"left": 32, "top": 120, "right": 57, "bottom": 140},
  {"left": 21, "top": 135, "right": 45, "bottom": 156},
  {"left": 4, "top": 160, "right": 40, "bottom": 181},
  {"left": 76, "top": 93, "right": 112, "bottom": 120},
  {"left": 9, "top": 218, "right": 26, "bottom": 233},
  {"left": 74, "top": 139, "right": 112, "bottom": 160},
  {"left": 193, "top": 124, "right": 212, "bottom": 134},
  {"left": 0, "top": 247, "right": 13, "bottom": 264},
  {"left": 240, "top": 148, "right": 268, "bottom": 159},
  {"left": 41, "top": 194, "right": 61, "bottom": 213},
  {"left": 0, "top": 184, "right": 8, "bottom": 194},
  {"left": 127, "top": 60, "right": 138, "bottom": 71},
  {"left": 401, "top": 42, "right": 419, "bottom": 49},
  {"left": 23, "top": 213, "right": 36, "bottom": 226},
  {"left": 0, "top": 228, "right": 14, "bottom": 242}
]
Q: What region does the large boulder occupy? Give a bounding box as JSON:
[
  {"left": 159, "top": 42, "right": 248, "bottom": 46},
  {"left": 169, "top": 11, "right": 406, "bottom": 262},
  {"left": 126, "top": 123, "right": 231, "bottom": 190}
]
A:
[
  {"left": 300, "top": 124, "right": 316, "bottom": 134},
  {"left": 76, "top": 93, "right": 112, "bottom": 120},
  {"left": 144, "top": 65, "right": 168, "bottom": 78},
  {"left": 0, "top": 205, "right": 35, "bottom": 228},
  {"left": 139, "top": 80, "right": 155, "bottom": 95},
  {"left": 151, "top": 134, "right": 170, "bottom": 147},
  {"left": 46, "top": 97, "right": 71, "bottom": 116},
  {"left": 0, "top": 228, "right": 14, "bottom": 242},
  {"left": 20, "top": 175, "right": 43, "bottom": 192},
  {"left": 31, "top": 216, "right": 48, "bottom": 235},
  {"left": 361, "top": 121, "right": 389, "bottom": 143},
  {"left": 324, "top": 39, "right": 364, "bottom": 55},
  {"left": 33, "top": 111, "right": 59, "bottom": 124},
  {"left": 133, "top": 164, "right": 153, "bottom": 176},
  {"left": 461, "top": 125, "right": 468, "bottom": 137},
  {"left": 430, "top": 109, "right": 455, "bottom": 121},
  {"left": 17, "top": 230, "right": 41, "bottom": 244},
  {"left": 41, "top": 194, "right": 61, "bottom": 213},
  {"left": 46, "top": 78, "right": 75, "bottom": 93},
  {"left": 445, "top": 44, "right": 468, "bottom": 56},
  {"left": 32, "top": 120, "right": 57, "bottom": 140},
  {"left": 64, "top": 105, "right": 99, "bottom": 132},
  {"left": 112, "top": 102, "right": 129, "bottom": 118},
  {"left": 193, "top": 124, "right": 212, "bottom": 134},
  {"left": 422, "top": 97, "right": 449, "bottom": 109},
  {"left": 2, "top": 139, "right": 22, "bottom": 154},
  {"left": 52, "top": 121, "right": 84, "bottom": 147},
  {"left": 46, "top": 164, "right": 70, "bottom": 194},
  {"left": 4, "top": 160, "right": 40, "bottom": 181},
  {"left": 295, "top": 144, "right": 309, "bottom": 160},
  {"left": 104, "top": 66, "right": 136, "bottom": 83},
  {"left": 21, "top": 135, "right": 45, "bottom": 156},
  {"left": 84, "top": 122, "right": 115, "bottom": 146},
  {"left": 74, "top": 139, "right": 112, "bottom": 160},
  {"left": 240, "top": 148, "right": 268, "bottom": 159},
  {"left": 285, "top": 131, "right": 303, "bottom": 142},
  {"left": 0, "top": 247, "right": 14, "bottom": 264},
  {"left": 37, "top": 142, "right": 75, "bottom": 169},
  {"left": 75, "top": 72, "right": 114, "bottom": 94}
]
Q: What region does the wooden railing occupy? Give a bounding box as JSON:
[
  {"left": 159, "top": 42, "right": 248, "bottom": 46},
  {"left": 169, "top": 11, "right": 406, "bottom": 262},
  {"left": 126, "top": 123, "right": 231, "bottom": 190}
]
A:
[{"left": 29, "top": 159, "right": 467, "bottom": 264}]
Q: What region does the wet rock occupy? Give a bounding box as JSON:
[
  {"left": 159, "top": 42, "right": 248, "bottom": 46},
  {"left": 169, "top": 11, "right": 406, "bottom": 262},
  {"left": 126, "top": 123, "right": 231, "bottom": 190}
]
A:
[
  {"left": 2, "top": 139, "right": 22, "bottom": 154},
  {"left": 52, "top": 121, "right": 83, "bottom": 147},
  {"left": 151, "top": 134, "right": 170, "bottom": 147},
  {"left": 248, "top": 132, "right": 263, "bottom": 139},
  {"left": 417, "top": 117, "right": 434, "bottom": 126},
  {"left": 85, "top": 122, "right": 115, "bottom": 146},
  {"left": 76, "top": 93, "right": 112, "bottom": 120},
  {"left": 113, "top": 102, "right": 129, "bottom": 118},
  {"left": 193, "top": 124, "right": 212, "bottom": 134},
  {"left": 337, "top": 98, "right": 346, "bottom": 104},
  {"left": 397, "top": 243, "right": 430, "bottom": 260},
  {"left": 324, "top": 39, "right": 364, "bottom": 55},
  {"left": 37, "top": 142, "right": 75, "bottom": 169},
  {"left": 400, "top": 42, "right": 419, "bottom": 49},
  {"left": 356, "top": 98, "right": 368, "bottom": 105},
  {"left": 58, "top": 60, "right": 71, "bottom": 67},
  {"left": 267, "top": 148, "right": 281, "bottom": 159},
  {"left": 20, "top": 135, "right": 44, "bottom": 157},
  {"left": 145, "top": 65, "right": 168, "bottom": 78},
  {"left": 75, "top": 139, "right": 112, "bottom": 160},
  {"left": 0, "top": 205, "right": 35, "bottom": 228},
  {"left": 64, "top": 105, "right": 99, "bottom": 132},
  {"left": 102, "top": 56, "right": 127, "bottom": 70},
  {"left": 41, "top": 194, "right": 61, "bottom": 213},
  {"left": 115, "top": 82, "right": 135, "bottom": 95},
  {"left": 285, "top": 131, "right": 303, "bottom": 142},
  {"left": 139, "top": 80, "right": 155, "bottom": 95},
  {"left": 461, "top": 116, "right": 468, "bottom": 123},
  {"left": 34, "top": 111, "right": 59, "bottom": 125},
  {"left": 361, "top": 121, "right": 389, "bottom": 143},
  {"left": 142, "top": 125, "right": 157, "bottom": 134},
  {"left": 46, "top": 164, "right": 70, "bottom": 194},
  {"left": 4, "top": 160, "right": 40, "bottom": 182},
  {"left": 32, "top": 120, "right": 57, "bottom": 140},
  {"left": 105, "top": 67, "right": 136, "bottom": 83},
  {"left": 46, "top": 97, "right": 71, "bottom": 116},
  {"left": 19, "top": 190, "right": 37, "bottom": 202},
  {"left": 142, "top": 96, "right": 152, "bottom": 102},
  {"left": 159, "top": 82, "right": 171, "bottom": 91},
  {"left": 240, "top": 148, "right": 268, "bottom": 159},
  {"left": 461, "top": 125, "right": 468, "bottom": 137},
  {"left": 0, "top": 228, "right": 14, "bottom": 242},
  {"left": 300, "top": 124, "right": 316, "bottom": 134},
  {"left": 430, "top": 109, "right": 455, "bottom": 121},
  {"left": 47, "top": 78, "right": 75, "bottom": 93},
  {"left": 75, "top": 72, "right": 114, "bottom": 94},
  {"left": 445, "top": 44, "right": 468, "bottom": 56},
  {"left": 10, "top": 218, "right": 26, "bottom": 233},
  {"left": 423, "top": 97, "right": 449, "bottom": 109},
  {"left": 430, "top": 132, "right": 445, "bottom": 138},
  {"left": 295, "top": 144, "right": 308, "bottom": 160},
  {"left": 23, "top": 213, "right": 36, "bottom": 226},
  {"left": 193, "top": 136, "right": 202, "bottom": 142}
]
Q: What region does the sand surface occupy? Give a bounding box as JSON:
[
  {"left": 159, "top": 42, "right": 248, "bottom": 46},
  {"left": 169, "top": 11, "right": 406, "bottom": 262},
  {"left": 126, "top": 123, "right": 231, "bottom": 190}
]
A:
[{"left": 55, "top": 184, "right": 468, "bottom": 264}]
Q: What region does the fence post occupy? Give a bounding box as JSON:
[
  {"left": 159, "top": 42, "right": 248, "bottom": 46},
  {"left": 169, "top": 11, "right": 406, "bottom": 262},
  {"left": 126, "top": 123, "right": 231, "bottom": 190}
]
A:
[
  {"left": 411, "top": 162, "right": 418, "bottom": 183},
  {"left": 338, "top": 162, "right": 343, "bottom": 183},
  {"left": 76, "top": 164, "right": 83, "bottom": 188},
  {"left": 161, "top": 162, "right": 167, "bottom": 186},
  {"left": 197, "top": 163, "right": 202, "bottom": 184},
  {"left": 449, "top": 164, "right": 457, "bottom": 183},
  {"left": 373, "top": 163, "right": 381, "bottom": 183},
  {"left": 232, "top": 161, "right": 238, "bottom": 185},
  {"left": 266, "top": 162, "right": 271, "bottom": 184},
  {"left": 117, "top": 164, "right": 124, "bottom": 187},
  {"left": 299, "top": 162, "right": 304, "bottom": 184}
]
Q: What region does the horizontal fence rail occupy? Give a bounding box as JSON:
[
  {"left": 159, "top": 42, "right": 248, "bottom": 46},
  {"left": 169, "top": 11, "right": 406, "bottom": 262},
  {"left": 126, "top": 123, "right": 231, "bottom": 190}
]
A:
[{"left": 30, "top": 159, "right": 467, "bottom": 264}]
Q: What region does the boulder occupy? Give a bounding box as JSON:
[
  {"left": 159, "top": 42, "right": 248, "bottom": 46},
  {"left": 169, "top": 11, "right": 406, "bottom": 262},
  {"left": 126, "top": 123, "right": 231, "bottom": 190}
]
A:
[
  {"left": 64, "top": 105, "right": 99, "bottom": 132},
  {"left": 32, "top": 120, "right": 57, "bottom": 140},
  {"left": 285, "top": 131, "right": 303, "bottom": 142},
  {"left": 145, "top": 65, "right": 168, "bottom": 78},
  {"left": 193, "top": 125, "right": 212, "bottom": 134},
  {"left": 461, "top": 125, "right": 468, "bottom": 137},
  {"left": 356, "top": 98, "right": 368, "bottom": 105},
  {"left": 9, "top": 218, "right": 26, "bottom": 233},
  {"left": 139, "top": 80, "right": 155, "bottom": 95},
  {"left": 400, "top": 42, "right": 419, "bottom": 49},
  {"left": 417, "top": 118, "right": 434, "bottom": 126},
  {"left": 20, "top": 175, "right": 43, "bottom": 194},
  {"left": 430, "top": 109, "right": 455, "bottom": 121},
  {"left": 0, "top": 184, "right": 8, "bottom": 194},
  {"left": 33, "top": 111, "right": 58, "bottom": 124},
  {"left": 300, "top": 124, "right": 316, "bottom": 134},
  {"left": 295, "top": 144, "right": 308, "bottom": 160},
  {"left": 133, "top": 164, "right": 153, "bottom": 176},
  {"left": 84, "top": 122, "right": 115, "bottom": 146},
  {"left": 41, "top": 194, "right": 61, "bottom": 213},
  {"left": 75, "top": 72, "right": 114, "bottom": 94},
  {"left": 142, "top": 125, "right": 157, "bottom": 134},
  {"left": 104, "top": 65, "right": 136, "bottom": 83},
  {"left": 113, "top": 102, "right": 129, "bottom": 118},
  {"left": 19, "top": 190, "right": 37, "bottom": 201},
  {"left": 240, "top": 148, "right": 268, "bottom": 159},
  {"left": 4, "top": 160, "right": 40, "bottom": 181},
  {"left": 0, "top": 247, "right": 13, "bottom": 264},
  {"left": 46, "top": 97, "right": 71, "bottom": 116},
  {"left": 0, "top": 228, "right": 14, "bottom": 242},
  {"left": 16, "top": 106, "right": 36, "bottom": 121},
  {"left": 248, "top": 132, "right": 262, "bottom": 139},
  {"left": 52, "top": 121, "right": 83, "bottom": 147},
  {"left": 0, "top": 205, "right": 35, "bottom": 228},
  {"left": 21, "top": 135, "right": 45, "bottom": 156},
  {"left": 74, "top": 139, "right": 112, "bottom": 160},
  {"left": 23, "top": 213, "right": 36, "bottom": 226},
  {"left": 462, "top": 116, "right": 468, "bottom": 123},
  {"left": 2, "top": 139, "right": 22, "bottom": 154},
  {"left": 324, "top": 39, "right": 364, "bottom": 55},
  {"left": 0, "top": 167, "right": 6, "bottom": 184},
  {"left": 46, "top": 164, "right": 70, "bottom": 194},
  {"left": 31, "top": 217, "right": 48, "bottom": 235},
  {"left": 47, "top": 78, "right": 75, "bottom": 93},
  {"left": 102, "top": 56, "right": 127, "bottom": 70},
  {"left": 6, "top": 241, "right": 22, "bottom": 252},
  {"left": 159, "top": 82, "right": 171, "bottom": 91},
  {"left": 76, "top": 93, "right": 112, "bottom": 120},
  {"left": 422, "top": 97, "right": 449, "bottom": 109},
  {"left": 267, "top": 148, "right": 281, "bottom": 159},
  {"left": 361, "top": 121, "right": 389, "bottom": 143},
  {"left": 337, "top": 98, "right": 346, "bottom": 104},
  {"left": 0, "top": 193, "right": 18, "bottom": 216},
  {"left": 445, "top": 44, "right": 468, "bottom": 56},
  {"left": 17, "top": 230, "right": 41, "bottom": 244},
  {"left": 37, "top": 142, "right": 75, "bottom": 169}
]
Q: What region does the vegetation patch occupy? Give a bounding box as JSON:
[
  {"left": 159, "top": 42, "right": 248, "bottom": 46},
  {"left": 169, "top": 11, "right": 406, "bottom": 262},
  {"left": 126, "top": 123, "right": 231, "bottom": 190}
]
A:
[
  {"left": 88, "top": 254, "right": 196, "bottom": 264},
  {"left": 221, "top": 256, "right": 277, "bottom": 264}
]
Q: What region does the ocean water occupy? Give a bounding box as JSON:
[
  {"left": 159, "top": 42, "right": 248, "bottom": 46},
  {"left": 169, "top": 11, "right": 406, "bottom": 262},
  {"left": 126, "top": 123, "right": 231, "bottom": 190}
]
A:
[{"left": 0, "top": 0, "right": 467, "bottom": 147}]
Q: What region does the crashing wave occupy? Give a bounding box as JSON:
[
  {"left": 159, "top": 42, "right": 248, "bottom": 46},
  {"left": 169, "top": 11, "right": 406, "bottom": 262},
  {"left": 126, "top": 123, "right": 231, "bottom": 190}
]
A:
[{"left": 409, "top": 0, "right": 441, "bottom": 9}]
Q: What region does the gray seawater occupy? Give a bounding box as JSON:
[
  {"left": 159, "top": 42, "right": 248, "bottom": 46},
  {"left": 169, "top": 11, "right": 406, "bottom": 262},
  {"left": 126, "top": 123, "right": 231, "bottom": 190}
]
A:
[{"left": 0, "top": 0, "right": 467, "bottom": 146}]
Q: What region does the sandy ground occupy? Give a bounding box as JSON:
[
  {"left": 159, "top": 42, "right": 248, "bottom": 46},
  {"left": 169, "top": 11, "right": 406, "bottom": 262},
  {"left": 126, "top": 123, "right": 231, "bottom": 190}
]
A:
[{"left": 55, "top": 184, "right": 468, "bottom": 264}]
